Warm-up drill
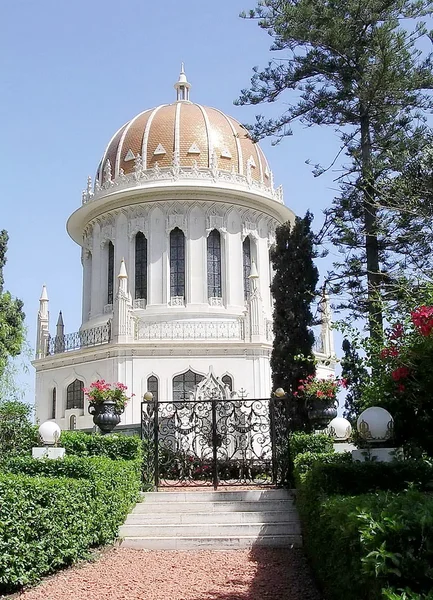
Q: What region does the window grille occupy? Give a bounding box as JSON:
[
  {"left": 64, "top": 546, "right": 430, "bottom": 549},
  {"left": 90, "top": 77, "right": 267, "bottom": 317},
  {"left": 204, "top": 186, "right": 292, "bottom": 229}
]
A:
[
  {"left": 135, "top": 232, "right": 147, "bottom": 300},
  {"left": 147, "top": 375, "right": 159, "bottom": 403},
  {"left": 172, "top": 369, "right": 204, "bottom": 402},
  {"left": 207, "top": 229, "right": 222, "bottom": 298},
  {"left": 66, "top": 379, "right": 84, "bottom": 410},
  {"left": 170, "top": 228, "right": 185, "bottom": 299},
  {"left": 243, "top": 237, "right": 251, "bottom": 300},
  {"left": 107, "top": 242, "right": 114, "bottom": 305}
]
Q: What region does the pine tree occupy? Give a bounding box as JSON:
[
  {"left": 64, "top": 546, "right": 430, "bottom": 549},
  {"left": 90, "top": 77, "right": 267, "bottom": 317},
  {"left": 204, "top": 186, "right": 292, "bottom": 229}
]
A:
[
  {"left": 0, "top": 231, "right": 25, "bottom": 380},
  {"left": 238, "top": 0, "right": 433, "bottom": 341},
  {"left": 270, "top": 212, "right": 318, "bottom": 430},
  {"left": 340, "top": 339, "right": 369, "bottom": 423}
]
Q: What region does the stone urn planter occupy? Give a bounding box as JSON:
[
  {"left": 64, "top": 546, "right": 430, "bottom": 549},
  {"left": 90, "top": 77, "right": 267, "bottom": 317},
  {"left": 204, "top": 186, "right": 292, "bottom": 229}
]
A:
[
  {"left": 307, "top": 399, "right": 338, "bottom": 430},
  {"left": 88, "top": 400, "right": 123, "bottom": 434}
]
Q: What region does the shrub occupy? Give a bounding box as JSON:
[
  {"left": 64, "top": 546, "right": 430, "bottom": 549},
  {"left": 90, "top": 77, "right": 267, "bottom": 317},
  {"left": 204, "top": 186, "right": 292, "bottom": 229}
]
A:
[
  {"left": 0, "top": 456, "right": 141, "bottom": 593},
  {"left": 0, "top": 401, "right": 39, "bottom": 456},
  {"left": 59, "top": 431, "right": 142, "bottom": 461},
  {"left": 298, "top": 459, "right": 433, "bottom": 496},
  {"left": 290, "top": 431, "right": 334, "bottom": 460},
  {"left": 293, "top": 450, "right": 351, "bottom": 478}
]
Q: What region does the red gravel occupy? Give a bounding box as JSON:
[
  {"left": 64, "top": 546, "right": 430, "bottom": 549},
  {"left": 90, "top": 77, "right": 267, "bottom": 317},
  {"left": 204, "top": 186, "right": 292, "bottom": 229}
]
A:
[{"left": 15, "top": 548, "right": 322, "bottom": 600}]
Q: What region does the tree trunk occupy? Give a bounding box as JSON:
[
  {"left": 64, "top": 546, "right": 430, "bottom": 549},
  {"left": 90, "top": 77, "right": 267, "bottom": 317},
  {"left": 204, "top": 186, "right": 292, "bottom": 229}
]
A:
[{"left": 360, "top": 110, "right": 383, "bottom": 342}]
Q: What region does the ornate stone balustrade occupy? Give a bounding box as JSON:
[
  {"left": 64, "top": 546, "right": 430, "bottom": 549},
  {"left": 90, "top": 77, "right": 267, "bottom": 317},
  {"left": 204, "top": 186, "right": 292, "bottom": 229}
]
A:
[
  {"left": 135, "top": 318, "right": 246, "bottom": 342},
  {"left": 82, "top": 163, "right": 284, "bottom": 205}
]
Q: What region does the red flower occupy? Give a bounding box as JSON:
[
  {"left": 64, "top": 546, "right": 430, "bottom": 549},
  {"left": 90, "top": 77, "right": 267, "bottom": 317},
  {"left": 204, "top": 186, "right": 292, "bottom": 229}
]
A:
[
  {"left": 316, "top": 390, "right": 324, "bottom": 398},
  {"left": 340, "top": 378, "right": 348, "bottom": 389},
  {"left": 390, "top": 322, "right": 404, "bottom": 340},
  {"left": 411, "top": 306, "right": 433, "bottom": 337},
  {"left": 391, "top": 366, "right": 410, "bottom": 381},
  {"left": 398, "top": 383, "right": 405, "bottom": 392},
  {"left": 380, "top": 347, "right": 399, "bottom": 359}
]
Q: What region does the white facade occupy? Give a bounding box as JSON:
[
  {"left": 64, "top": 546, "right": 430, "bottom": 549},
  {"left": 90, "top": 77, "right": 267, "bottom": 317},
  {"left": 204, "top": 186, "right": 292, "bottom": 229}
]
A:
[{"left": 33, "top": 69, "right": 335, "bottom": 431}]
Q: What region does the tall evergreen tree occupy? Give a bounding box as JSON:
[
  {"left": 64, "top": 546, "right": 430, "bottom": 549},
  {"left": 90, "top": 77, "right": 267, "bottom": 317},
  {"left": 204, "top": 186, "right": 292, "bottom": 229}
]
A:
[
  {"left": 270, "top": 212, "right": 318, "bottom": 430},
  {"left": 238, "top": 0, "right": 433, "bottom": 341},
  {"left": 340, "top": 339, "right": 369, "bottom": 423},
  {"left": 0, "top": 231, "right": 25, "bottom": 381}
]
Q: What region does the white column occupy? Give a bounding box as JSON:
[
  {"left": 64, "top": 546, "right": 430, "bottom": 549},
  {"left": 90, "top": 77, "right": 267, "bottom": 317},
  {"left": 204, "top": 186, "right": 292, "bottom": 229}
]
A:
[
  {"left": 36, "top": 285, "right": 49, "bottom": 358},
  {"left": 148, "top": 207, "right": 165, "bottom": 305},
  {"left": 90, "top": 223, "right": 103, "bottom": 317},
  {"left": 188, "top": 206, "right": 206, "bottom": 306},
  {"left": 81, "top": 249, "right": 92, "bottom": 324}
]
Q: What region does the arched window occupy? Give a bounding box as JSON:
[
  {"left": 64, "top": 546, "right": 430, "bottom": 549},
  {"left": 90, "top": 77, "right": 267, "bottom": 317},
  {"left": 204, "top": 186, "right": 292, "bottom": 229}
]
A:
[
  {"left": 222, "top": 375, "right": 233, "bottom": 392},
  {"left": 147, "top": 375, "right": 159, "bottom": 403},
  {"left": 69, "top": 415, "right": 77, "bottom": 430},
  {"left": 243, "top": 237, "right": 251, "bottom": 300},
  {"left": 207, "top": 229, "right": 222, "bottom": 299},
  {"left": 51, "top": 387, "right": 56, "bottom": 419},
  {"left": 66, "top": 379, "right": 84, "bottom": 410},
  {"left": 107, "top": 241, "right": 114, "bottom": 305},
  {"left": 170, "top": 228, "right": 185, "bottom": 300},
  {"left": 172, "top": 369, "right": 204, "bottom": 402},
  {"left": 135, "top": 232, "right": 147, "bottom": 301}
]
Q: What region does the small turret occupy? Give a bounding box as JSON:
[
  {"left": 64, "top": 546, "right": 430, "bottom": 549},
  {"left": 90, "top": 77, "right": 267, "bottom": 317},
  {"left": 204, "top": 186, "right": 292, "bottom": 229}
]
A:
[
  {"left": 174, "top": 63, "right": 191, "bottom": 102},
  {"left": 36, "top": 285, "right": 49, "bottom": 358}
]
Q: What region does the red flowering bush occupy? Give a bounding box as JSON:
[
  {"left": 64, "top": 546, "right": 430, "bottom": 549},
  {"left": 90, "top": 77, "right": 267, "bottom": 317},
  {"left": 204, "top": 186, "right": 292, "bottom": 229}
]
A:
[
  {"left": 84, "top": 380, "right": 132, "bottom": 413},
  {"left": 361, "top": 306, "right": 433, "bottom": 456}
]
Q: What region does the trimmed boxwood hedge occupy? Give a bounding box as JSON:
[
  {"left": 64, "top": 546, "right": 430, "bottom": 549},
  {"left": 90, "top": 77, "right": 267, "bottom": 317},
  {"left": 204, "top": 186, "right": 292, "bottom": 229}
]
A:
[
  {"left": 0, "top": 456, "right": 141, "bottom": 593},
  {"left": 59, "top": 431, "right": 142, "bottom": 461},
  {"left": 295, "top": 455, "right": 433, "bottom": 600}
]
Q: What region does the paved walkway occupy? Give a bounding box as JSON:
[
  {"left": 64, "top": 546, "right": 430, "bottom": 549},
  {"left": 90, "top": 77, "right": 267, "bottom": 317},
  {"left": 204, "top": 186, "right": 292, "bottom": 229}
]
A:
[{"left": 16, "top": 548, "right": 322, "bottom": 600}]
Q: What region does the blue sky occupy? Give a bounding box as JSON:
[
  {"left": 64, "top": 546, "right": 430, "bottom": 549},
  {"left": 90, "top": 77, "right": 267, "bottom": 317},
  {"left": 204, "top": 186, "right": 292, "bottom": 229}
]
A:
[{"left": 1, "top": 0, "right": 346, "bottom": 404}]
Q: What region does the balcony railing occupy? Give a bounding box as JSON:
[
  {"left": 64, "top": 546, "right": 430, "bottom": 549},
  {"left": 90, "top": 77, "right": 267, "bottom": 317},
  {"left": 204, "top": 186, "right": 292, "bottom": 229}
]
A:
[{"left": 46, "top": 322, "right": 111, "bottom": 356}]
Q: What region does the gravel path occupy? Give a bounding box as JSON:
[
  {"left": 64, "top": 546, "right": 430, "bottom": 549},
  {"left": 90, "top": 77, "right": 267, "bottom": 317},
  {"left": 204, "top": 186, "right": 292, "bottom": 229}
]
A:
[{"left": 15, "top": 548, "right": 322, "bottom": 600}]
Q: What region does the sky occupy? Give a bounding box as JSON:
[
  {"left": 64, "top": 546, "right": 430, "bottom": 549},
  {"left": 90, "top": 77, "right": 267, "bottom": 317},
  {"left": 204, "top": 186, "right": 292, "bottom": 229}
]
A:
[{"left": 1, "top": 0, "right": 349, "bottom": 405}]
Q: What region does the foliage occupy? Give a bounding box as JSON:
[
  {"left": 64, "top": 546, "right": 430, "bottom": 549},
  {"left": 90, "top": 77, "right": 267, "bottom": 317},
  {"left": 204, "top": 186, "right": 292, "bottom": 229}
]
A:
[
  {"left": 0, "top": 230, "right": 25, "bottom": 380},
  {"left": 84, "top": 379, "right": 133, "bottom": 412},
  {"left": 341, "top": 338, "right": 370, "bottom": 422},
  {"left": 0, "top": 400, "right": 39, "bottom": 456},
  {"left": 59, "top": 431, "right": 142, "bottom": 461},
  {"left": 293, "top": 450, "right": 352, "bottom": 477},
  {"left": 238, "top": 0, "right": 433, "bottom": 340},
  {"left": 295, "top": 374, "right": 346, "bottom": 409},
  {"left": 289, "top": 431, "right": 334, "bottom": 460},
  {"left": 296, "top": 458, "right": 433, "bottom": 496},
  {"left": 0, "top": 456, "right": 141, "bottom": 593},
  {"left": 270, "top": 213, "right": 319, "bottom": 430}
]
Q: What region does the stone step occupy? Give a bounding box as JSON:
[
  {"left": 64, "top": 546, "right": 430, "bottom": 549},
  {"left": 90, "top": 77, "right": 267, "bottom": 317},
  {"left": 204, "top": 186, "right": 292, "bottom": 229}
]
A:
[
  {"left": 132, "top": 499, "right": 295, "bottom": 513},
  {"left": 120, "top": 534, "right": 302, "bottom": 550},
  {"left": 125, "top": 510, "right": 298, "bottom": 525},
  {"left": 141, "top": 489, "right": 293, "bottom": 503},
  {"left": 119, "top": 521, "right": 301, "bottom": 538}
]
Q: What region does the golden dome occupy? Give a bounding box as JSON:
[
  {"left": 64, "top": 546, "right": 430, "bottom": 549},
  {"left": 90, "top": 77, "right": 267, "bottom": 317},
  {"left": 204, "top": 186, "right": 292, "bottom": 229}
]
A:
[{"left": 96, "top": 100, "right": 271, "bottom": 188}]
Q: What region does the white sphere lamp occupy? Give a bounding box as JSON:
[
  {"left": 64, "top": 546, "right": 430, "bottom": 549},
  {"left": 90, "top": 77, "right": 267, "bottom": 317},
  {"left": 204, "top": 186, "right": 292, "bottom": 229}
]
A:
[
  {"left": 38, "top": 421, "right": 61, "bottom": 446},
  {"left": 143, "top": 391, "right": 154, "bottom": 402},
  {"left": 357, "top": 407, "right": 394, "bottom": 443},
  {"left": 274, "top": 388, "right": 286, "bottom": 398},
  {"left": 328, "top": 417, "right": 352, "bottom": 441}
]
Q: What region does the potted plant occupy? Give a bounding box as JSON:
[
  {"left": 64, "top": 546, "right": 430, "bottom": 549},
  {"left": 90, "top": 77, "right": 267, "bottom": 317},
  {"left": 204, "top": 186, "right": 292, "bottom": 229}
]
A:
[
  {"left": 84, "top": 380, "right": 133, "bottom": 434},
  {"left": 295, "top": 374, "right": 344, "bottom": 429}
]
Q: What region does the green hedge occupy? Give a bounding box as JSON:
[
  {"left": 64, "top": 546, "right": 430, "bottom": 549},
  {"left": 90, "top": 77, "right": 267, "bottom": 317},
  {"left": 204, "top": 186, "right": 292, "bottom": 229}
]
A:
[
  {"left": 295, "top": 456, "right": 433, "bottom": 600},
  {"left": 290, "top": 432, "right": 334, "bottom": 460},
  {"left": 0, "top": 456, "right": 141, "bottom": 593},
  {"left": 298, "top": 489, "right": 433, "bottom": 600},
  {"left": 59, "top": 431, "right": 142, "bottom": 461},
  {"left": 297, "top": 457, "right": 433, "bottom": 495}
]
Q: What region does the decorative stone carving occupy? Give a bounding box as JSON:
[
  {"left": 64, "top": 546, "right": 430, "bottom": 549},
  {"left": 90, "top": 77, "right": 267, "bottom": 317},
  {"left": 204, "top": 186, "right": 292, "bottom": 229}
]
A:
[
  {"left": 103, "top": 160, "right": 112, "bottom": 183},
  {"left": 170, "top": 296, "right": 185, "bottom": 307},
  {"left": 166, "top": 213, "right": 185, "bottom": 233},
  {"left": 103, "top": 304, "right": 113, "bottom": 314},
  {"left": 134, "top": 154, "right": 143, "bottom": 180},
  {"left": 133, "top": 298, "right": 147, "bottom": 309},
  {"left": 209, "top": 297, "right": 223, "bottom": 307},
  {"left": 136, "top": 319, "right": 244, "bottom": 341}
]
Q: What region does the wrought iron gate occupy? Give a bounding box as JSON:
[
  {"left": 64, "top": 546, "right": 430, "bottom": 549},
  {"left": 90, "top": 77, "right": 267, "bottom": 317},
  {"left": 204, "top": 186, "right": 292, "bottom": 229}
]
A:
[{"left": 141, "top": 393, "right": 290, "bottom": 489}]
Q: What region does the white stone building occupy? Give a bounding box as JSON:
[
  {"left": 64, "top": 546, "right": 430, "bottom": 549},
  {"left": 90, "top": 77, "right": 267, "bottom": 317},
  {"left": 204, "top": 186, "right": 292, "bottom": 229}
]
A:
[{"left": 33, "top": 67, "right": 334, "bottom": 432}]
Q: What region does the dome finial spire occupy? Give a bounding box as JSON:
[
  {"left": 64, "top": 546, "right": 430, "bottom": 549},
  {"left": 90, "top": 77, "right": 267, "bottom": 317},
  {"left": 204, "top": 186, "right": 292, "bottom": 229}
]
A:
[{"left": 174, "top": 63, "right": 191, "bottom": 102}]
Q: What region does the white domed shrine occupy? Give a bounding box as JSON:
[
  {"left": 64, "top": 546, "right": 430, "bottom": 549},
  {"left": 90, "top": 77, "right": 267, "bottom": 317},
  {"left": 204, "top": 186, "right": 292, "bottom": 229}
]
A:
[{"left": 33, "top": 67, "right": 335, "bottom": 433}]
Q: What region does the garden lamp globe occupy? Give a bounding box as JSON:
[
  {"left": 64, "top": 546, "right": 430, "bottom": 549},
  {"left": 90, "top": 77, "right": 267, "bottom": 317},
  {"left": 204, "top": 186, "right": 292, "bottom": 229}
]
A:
[
  {"left": 274, "top": 388, "right": 286, "bottom": 398},
  {"left": 39, "top": 421, "right": 61, "bottom": 446},
  {"left": 143, "top": 391, "right": 154, "bottom": 402},
  {"left": 327, "top": 417, "right": 352, "bottom": 441},
  {"left": 357, "top": 407, "right": 394, "bottom": 442}
]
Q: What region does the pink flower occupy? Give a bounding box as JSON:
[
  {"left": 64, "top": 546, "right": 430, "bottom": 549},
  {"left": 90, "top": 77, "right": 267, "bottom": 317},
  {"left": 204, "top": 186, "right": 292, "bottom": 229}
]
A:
[
  {"left": 340, "top": 378, "right": 348, "bottom": 389},
  {"left": 411, "top": 306, "right": 433, "bottom": 337}
]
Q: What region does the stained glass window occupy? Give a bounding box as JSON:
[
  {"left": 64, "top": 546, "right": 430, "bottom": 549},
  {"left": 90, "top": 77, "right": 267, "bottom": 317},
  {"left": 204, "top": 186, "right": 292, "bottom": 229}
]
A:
[
  {"left": 107, "top": 241, "right": 114, "bottom": 305},
  {"left": 147, "top": 375, "right": 159, "bottom": 403},
  {"left": 243, "top": 237, "right": 251, "bottom": 300},
  {"left": 172, "top": 370, "right": 204, "bottom": 402},
  {"left": 66, "top": 379, "right": 84, "bottom": 410},
  {"left": 135, "top": 232, "right": 147, "bottom": 300},
  {"left": 170, "top": 228, "right": 185, "bottom": 299},
  {"left": 207, "top": 229, "right": 222, "bottom": 298}
]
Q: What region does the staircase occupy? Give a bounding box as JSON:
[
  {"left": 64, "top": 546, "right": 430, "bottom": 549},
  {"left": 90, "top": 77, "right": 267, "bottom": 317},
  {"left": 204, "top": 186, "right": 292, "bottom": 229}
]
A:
[{"left": 119, "top": 488, "right": 302, "bottom": 550}]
